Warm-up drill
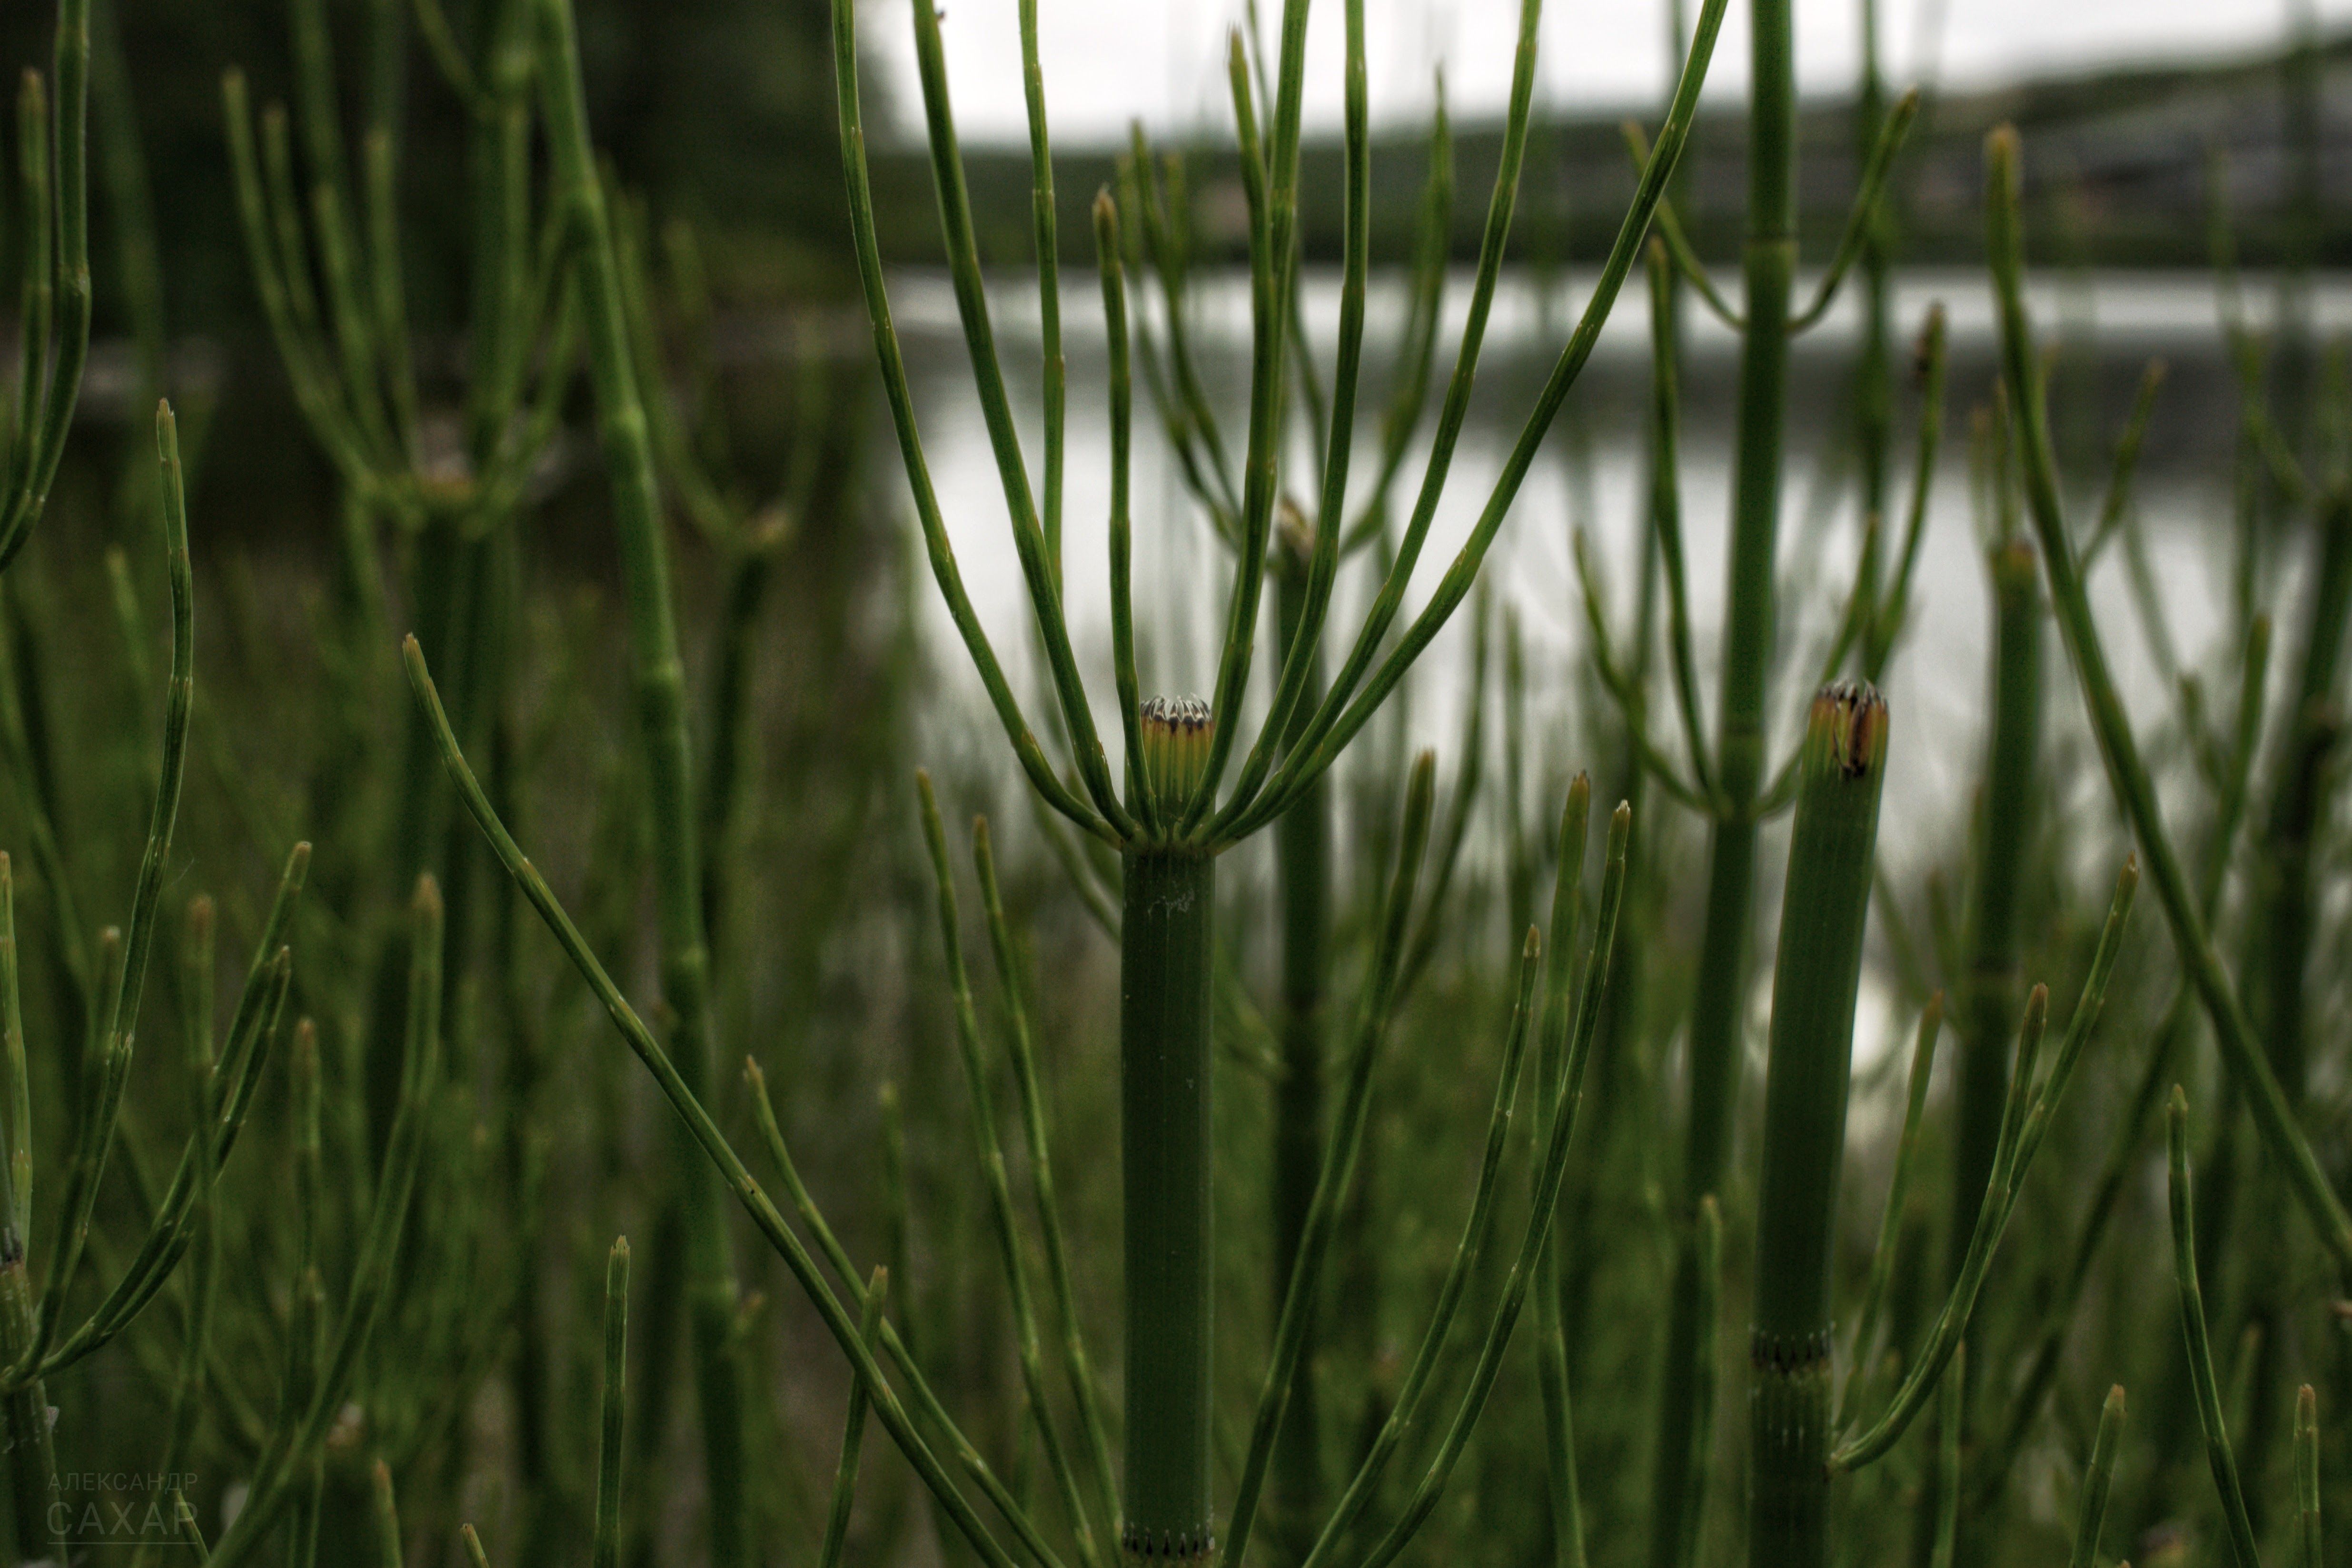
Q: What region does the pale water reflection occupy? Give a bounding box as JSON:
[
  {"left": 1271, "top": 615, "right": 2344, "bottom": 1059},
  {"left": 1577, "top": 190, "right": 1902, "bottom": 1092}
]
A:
[{"left": 884, "top": 266, "right": 2347, "bottom": 1017}]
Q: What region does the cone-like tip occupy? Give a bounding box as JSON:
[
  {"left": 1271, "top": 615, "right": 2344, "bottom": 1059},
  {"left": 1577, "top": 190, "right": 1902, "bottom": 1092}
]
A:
[
  {"left": 1141, "top": 695, "right": 1215, "bottom": 809},
  {"left": 1805, "top": 683, "right": 1889, "bottom": 781},
  {"left": 1912, "top": 304, "right": 1947, "bottom": 385},
  {"left": 1987, "top": 122, "right": 2021, "bottom": 177}
]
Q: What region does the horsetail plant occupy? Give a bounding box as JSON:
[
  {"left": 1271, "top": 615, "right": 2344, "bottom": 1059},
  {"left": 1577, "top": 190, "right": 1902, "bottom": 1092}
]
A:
[
  {"left": 2295, "top": 1384, "right": 2322, "bottom": 1568},
  {"left": 0, "top": 402, "right": 187, "bottom": 1550},
  {"left": 2068, "top": 1384, "right": 2125, "bottom": 1568},
  {"left": 413, "top": 624, "right": 1640, "bottom": 1568},
  {"left": 203, "top": 870, "right": 444, "bottom": 1568},
  {"left": 1987, "top": 122, "right": 2352, "bottom": 1271},
  {"left": 919, "top": 771, "right": 1110, "bottom": 1568},
  {"left": 1833, "top": 858, "right": 2139, "bottom": 1472},
  {"left": 596, "top": 1236, "right": 630, "bottom": 1568},
  {"left": 222, "top": 0, "right": 574, "bottom": 539},
  {"left": 531, "top": 0, "right": 750, "bottom": 1556},
  {"left": 1951, "top": 530, "right": 2043, "bottom": 1288},
  {"left": 823, "top": 0, "right": 1728, "bottom": 1550},
  {"left": 818, "top": 1266, "right": 889, "bottom": 1568},
  {"left": 1746, "top": 684, "right": 1889, "bottom": 1563},
  {"left": 1116, "top": 69, "right": 1453, "bottom": 1526},
  {"left": 2168, "top": 1087, "right": 2263, "bottom": 1567},
  {"left": 1620, "top": 4, "right": 1937, "bottom": 1535},
  {"left": 0, "top": 0, "right": 90, "bottom": 575}
]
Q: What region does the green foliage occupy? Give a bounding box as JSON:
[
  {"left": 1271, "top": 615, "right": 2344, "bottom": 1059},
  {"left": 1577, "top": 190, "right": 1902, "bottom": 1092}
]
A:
[{"left": 0, "top": 0, "right": 2350, "bottom": 1565}]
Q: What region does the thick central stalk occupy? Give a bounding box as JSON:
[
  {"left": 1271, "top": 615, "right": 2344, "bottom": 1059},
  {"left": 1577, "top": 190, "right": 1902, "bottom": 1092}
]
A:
[
  {"left": 1121, "top": 845, "right": 1217, "bottom": 1565},
  {"left": 1748, "top": 686, "right": 1887, "bottom": 1564}
]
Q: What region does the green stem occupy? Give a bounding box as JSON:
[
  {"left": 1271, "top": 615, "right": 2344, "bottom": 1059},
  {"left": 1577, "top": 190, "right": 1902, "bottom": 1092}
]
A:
[
  {"left": 2254, "top": 496, "right": 2351, "bottom": 1100},
  {"left": 595, "top": 1237, "right": 628, "bottom": 1568},
  {"left": 920, "top": 779, "right": 1103, "bottom": 1568},
  {"left": 1986, "top": 124, "right": 2352, "bottom": 1270},
  {"left": 1224, "top": 754, "right": 1435, "bottom": 1568},
  {"left": 532, "top": 4, "right": 744, "bottom": 1562},
  {"left": 1120, "top": 844, "right": 1217, "bottom": 1564},
  {"left": 2067, "top": 1386, "right": 2124, "bottom": 1568},
  {"left": 2167, "top": 1089, "right": 2263, "bottom": 1568},
  {"left": 1536, "top": 778, "right": 1594, "bottom": 1568},
  {"left": 2294, "top": 1384, "right": 2320, "bottom": 1568},
  {"left": 973, "top": 824, "right": 1121, "bottom": 1535},
  {"left": 1016, "top": 0, "right": 1062, "bottom": 577},
  {"left": 820, "top": 1268, "right": 889, "bottom": 1568},
  {"left": 1268, "top": 555, "right": 1328, "bottom": 1547},
  {"left": 1849, "top": 0, "right": 1890, "bottom": 526},
  {"left": 1650, "top": 0, "right": 1796, "bottom": 1551},
  {"left": 1747, "top": 686, "right": 1888, "bottom": 1567},
  {"left": 0, "top": 0, "right": 92, "bottom": 572},
  {"left": 1836, "top": 995, "right": 1943, "bottom": 1432},
  {"left": 1951, "top": 536, "right": 2041, "bottom": 1285}
]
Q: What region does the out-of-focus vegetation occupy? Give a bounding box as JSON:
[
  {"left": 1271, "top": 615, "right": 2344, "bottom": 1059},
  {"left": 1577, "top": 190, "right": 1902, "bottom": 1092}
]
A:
[{"left": 1, "top": 0, "right": 2351, "bottom": 1565}]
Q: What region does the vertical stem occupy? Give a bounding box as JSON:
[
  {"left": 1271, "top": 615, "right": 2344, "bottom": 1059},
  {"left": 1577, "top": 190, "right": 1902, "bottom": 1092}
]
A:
[
  {"left": 1016, "top": 0, "right": 1062, "bottom": 578},
  {"left": 2255, "top": 497, "right": 2351, "bottom": 1101},
  {"left": 533, "top": 4, "right": 744, "bottom": 1563},
  {"left": 1121, "top": 846, "right": 1216, "bottom": 1565},
  {"left": 1650, "top": 0, "right": 1796, "bottom": 1555},
  {"left": 2166, "top": 1090, "right": 2263, "bottom": 1568},
  {"left": 1951, "top": 537, "right": 2041, "bottom": 1274},
  {"left": 1935, "top": 529, "right": 2039, "bottom": 1564},
  {"left": 2067, "top": 1386, "right": 2124, "bottom": 1568},
  {"left": 1853, "top": 0, "right": 1892, "bottom": 526},
  {"left": 1269, "top": 551, "right": 1326, "bottom": 1545},
  {"left": 1536, "top": 780, "right": 1593, "bottom": 1568},
  {"left": 1748, "top": 686, "right": 1888, "bottom": 1568},
  {"left": 0, "top": 1288, "right": 43, "bottom": 1556},
  {"left": 595, "top": 1237, "right": 630, "bottom": 1568}
]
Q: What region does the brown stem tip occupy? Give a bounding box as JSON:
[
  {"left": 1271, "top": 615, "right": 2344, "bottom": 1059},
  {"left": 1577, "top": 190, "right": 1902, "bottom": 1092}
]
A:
[
  {"left": 1806, "top": 682, "right": 1889, "bottom": 780},
  {"left": 1141, "top": 695, "right": 1215, "bottom": 806}
]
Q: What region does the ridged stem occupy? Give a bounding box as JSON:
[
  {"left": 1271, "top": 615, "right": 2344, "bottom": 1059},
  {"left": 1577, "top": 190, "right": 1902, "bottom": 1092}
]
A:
[
  {"left": 1747, "top": 686, "right": 1889, "bottom": 1567},
  {"left": 1121, "top": 846, "right": 1217, "bottom": 1564},
  {"left": 532, "top": 4, "right": 744, "bottom": 1560},
  {"left": 1650, "top": 0, "right": 1796, "bottom": 1551}
]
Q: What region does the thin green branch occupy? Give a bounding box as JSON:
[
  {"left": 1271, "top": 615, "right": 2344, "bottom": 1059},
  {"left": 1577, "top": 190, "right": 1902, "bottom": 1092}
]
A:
[
  {"left": 2167, "top": 1089, "right": 2263, "bottom": 1568},
  {"left": 1986, "top": 123, "right": 2352, "bottom": 1270}
]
